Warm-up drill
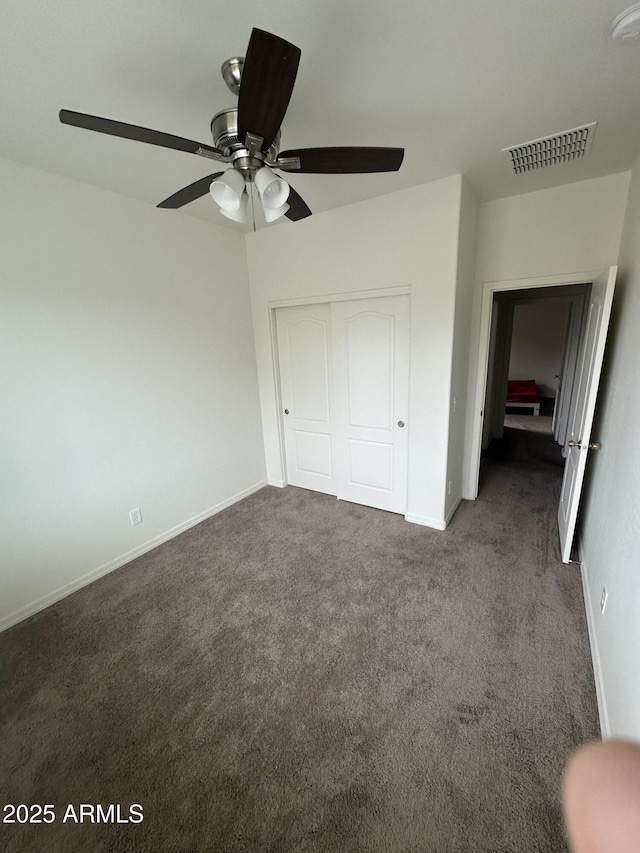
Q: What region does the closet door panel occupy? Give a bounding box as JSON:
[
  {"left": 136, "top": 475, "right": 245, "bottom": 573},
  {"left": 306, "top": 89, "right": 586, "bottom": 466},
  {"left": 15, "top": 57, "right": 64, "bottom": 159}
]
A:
[
  {"left": 276, "top": 304, "right": 337, "bottom": 495},
  {"left": 332, "top": 296, "right": 410, "bottom": 513}
]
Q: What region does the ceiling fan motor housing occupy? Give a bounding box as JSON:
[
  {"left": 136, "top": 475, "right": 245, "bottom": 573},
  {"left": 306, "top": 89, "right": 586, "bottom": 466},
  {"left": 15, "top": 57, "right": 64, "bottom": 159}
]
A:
[{"left": 210, "top": 108, "right": 280, "bottom": 175}]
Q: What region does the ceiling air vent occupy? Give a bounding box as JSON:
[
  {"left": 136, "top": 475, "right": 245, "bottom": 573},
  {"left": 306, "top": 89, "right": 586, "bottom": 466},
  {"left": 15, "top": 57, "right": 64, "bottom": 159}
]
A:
[{"left": 503, "top": 123, "right": 597, "bottom": 174}]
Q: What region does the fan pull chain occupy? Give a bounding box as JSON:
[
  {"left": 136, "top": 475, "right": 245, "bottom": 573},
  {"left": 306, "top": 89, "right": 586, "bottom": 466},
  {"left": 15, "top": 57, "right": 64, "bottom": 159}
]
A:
[{"left": 249, "top": 182, "right": 257, "bottom": 232}]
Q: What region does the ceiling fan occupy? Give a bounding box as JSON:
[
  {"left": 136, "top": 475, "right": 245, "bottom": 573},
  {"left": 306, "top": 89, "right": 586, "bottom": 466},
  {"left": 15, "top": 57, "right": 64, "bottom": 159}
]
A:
[{"left": 59, "top": 28, "right": 404, "bottom": 224}]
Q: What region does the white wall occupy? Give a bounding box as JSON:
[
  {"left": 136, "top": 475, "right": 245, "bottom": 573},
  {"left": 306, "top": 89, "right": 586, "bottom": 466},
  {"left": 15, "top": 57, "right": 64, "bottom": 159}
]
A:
[
  {"left": 578, "top": 154, "right": 640, "bottom": 739},
  {"left": 446, "top": 179, "right": 478, "bottom": 519},
  {"left": 463, "top": 173, "right": 631, "bottom": 496},
  {"left": 474, "top": 173, "right": 631, "bottom": 284},
  {"left": 508, "top": 301, "right": 570, "bottom": 397},
  {"left": 0, "top": 158, "right": 266, "bottom": 630},
  {"left": 246, "top": 175, "right": 465, "bottom": 528}
]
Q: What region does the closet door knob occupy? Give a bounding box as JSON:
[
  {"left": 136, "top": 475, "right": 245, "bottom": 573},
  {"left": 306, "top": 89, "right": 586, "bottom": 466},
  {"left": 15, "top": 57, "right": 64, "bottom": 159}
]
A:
[
  {"left": 397, "top": 420, "right": 405, "bottom": 428},
  {"left": 284, "top": 409, "right": 289, "bottom": 415}
]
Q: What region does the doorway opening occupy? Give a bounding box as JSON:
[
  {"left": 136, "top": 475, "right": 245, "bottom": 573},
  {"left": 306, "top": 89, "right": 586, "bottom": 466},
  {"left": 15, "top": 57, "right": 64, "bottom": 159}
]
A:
[
  {"left": 465, "top": 267, "right": 617, "bottom": 563},
  {"left": 480, "top": 283, "right": 590, "bottom": 489}
]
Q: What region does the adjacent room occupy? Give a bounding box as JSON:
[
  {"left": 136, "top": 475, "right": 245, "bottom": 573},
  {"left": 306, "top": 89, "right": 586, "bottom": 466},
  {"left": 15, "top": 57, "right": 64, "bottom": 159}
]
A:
[
  {"left": 2, "top": 1, "right": 640, "bottom": 851},
  {"left": 481, "top": 287, "right": 585, "bottom": 504}
]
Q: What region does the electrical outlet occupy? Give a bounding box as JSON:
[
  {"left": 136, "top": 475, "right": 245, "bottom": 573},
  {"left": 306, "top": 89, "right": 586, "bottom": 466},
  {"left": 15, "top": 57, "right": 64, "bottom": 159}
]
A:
[
  {"left": 448, "top": 480, "right": 452, "bottom": 495},
  {"left": 129, "top": 507, "right": 143, "bottom": 527},
  {"left": 453, "top": 397, "right": 457, "bottom": 413},
  {"left": 600, "top": 585, "right": 608, "bottom": 614}
]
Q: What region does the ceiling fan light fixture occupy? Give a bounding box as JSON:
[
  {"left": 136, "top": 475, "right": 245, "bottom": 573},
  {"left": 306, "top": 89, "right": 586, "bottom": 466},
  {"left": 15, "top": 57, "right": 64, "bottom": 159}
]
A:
[
  {"left": 209, "top": 169, "right": 245, "bottom": 211},
  {"left": 263, "top": 201, "right": 290, "bottom": 223},
  {"left": 220, "top": 191, "right": 249, "bottom": 223},
  {"left": 255, "top": 166, "right": 290, "bottom": 210}
]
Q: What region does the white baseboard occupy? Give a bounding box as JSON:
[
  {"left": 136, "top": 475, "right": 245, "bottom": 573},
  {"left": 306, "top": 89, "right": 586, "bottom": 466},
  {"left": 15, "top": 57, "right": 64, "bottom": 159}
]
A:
[
  {"left": 405, "top": 512, "right": 447, "bottom": 531},
  {"left": 577, "top": 539, "right": 610, "bottom": 739},
  {"left": 0, "top": 480, "right": 267, "bottom": 634},
  {"left": 445, "top": 495, "right": 462, "bottom": 527},
  {"left": 405, "top": 497, "right": 461, "bottom": 531},
  {"left": 268, "top": 479, "right": 286, "bottom": 488}
]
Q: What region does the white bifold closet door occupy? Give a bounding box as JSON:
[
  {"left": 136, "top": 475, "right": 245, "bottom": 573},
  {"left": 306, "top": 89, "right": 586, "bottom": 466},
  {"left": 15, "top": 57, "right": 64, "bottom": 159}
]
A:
[{"left": 276, "top": 295, "right": 410, "bottom": 514}]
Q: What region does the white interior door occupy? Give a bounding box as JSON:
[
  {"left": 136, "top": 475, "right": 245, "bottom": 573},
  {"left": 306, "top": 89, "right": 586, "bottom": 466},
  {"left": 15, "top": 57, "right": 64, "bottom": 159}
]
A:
[
  {"left": 331, "top": 296, "right": 410, "bottom": 514},
  {"left": 554, "top": 290, "right": 589, "bottom": 450},
  {"left": 558, "top": 266, "right": 617, "bottom": 563},
  {"left": 276, "top": 304, "right": 337, "bottom": 495}
]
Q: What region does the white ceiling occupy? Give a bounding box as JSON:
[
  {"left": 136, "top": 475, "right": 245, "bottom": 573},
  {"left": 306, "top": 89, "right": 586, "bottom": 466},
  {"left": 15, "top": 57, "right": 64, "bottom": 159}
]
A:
[{"left": 2, "top": 0, "right": 640, "bottom": 232}]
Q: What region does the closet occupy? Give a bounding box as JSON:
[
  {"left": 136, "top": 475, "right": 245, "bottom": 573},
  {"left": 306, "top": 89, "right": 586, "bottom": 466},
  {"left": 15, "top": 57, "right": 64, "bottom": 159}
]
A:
[{"left": 275, "top": 295, "right": 410, "bottom": 514}]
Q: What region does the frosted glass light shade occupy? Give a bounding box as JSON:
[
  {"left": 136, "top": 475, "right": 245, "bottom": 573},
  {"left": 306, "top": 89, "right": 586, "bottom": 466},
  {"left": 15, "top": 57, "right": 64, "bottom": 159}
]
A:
[
  {"left": 220, "top": 192, "right": 248, "bottom": 223},
  {"left": 263, "top": 202, "right": 290, "bottom": 223},
  {"left": 255, "top": 167, "right": 290, "bottom": 210},
  {"left": 210, "top": 169, "right": 245, "bottom": 211}
]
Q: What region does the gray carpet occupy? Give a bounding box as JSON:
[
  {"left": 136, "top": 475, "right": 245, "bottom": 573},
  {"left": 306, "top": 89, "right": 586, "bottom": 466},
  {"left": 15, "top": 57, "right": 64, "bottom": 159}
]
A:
[
  {"left": 0, "top": 458, "right": 598, "bottom": 852},
  {"left": 504, "top": 414, "right": 553, "bottom": 435},
  {"left": 485, "top": 426, "right": 566, "bottom": 470}
]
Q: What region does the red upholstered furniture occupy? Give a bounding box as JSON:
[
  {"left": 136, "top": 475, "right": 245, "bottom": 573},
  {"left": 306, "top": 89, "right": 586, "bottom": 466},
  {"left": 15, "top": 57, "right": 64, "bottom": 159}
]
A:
[{"left": 506, "top": 380, "right": 540, "bottom": 415}]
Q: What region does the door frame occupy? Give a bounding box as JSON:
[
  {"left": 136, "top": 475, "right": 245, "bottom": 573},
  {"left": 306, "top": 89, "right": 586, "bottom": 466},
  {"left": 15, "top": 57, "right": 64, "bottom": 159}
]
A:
[
  {"left": 483, "top": 285, "right": 588, "bottom": 452},
  {"left": 484, "top": 295, "right": 516, "bottom": 447},
  {"left": 464, "top": 270, "right": 603, "bottom": 500},
  {"left": 268, "top": 286, "right": 411, "bottom": 488}
]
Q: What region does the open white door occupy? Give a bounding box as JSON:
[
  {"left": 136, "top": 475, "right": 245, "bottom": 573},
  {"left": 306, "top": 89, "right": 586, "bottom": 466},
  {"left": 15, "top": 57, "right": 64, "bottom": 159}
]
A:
[{"left": 558, "top": 266, "right": 617, "bottom": 563}]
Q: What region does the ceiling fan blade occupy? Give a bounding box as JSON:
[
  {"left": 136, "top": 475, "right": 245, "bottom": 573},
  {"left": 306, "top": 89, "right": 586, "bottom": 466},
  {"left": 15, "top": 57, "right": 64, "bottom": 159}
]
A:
[
  {"left": 237, "top": 29, "right": 301, "bottom": 152},
  {"left": 284, "top": 184, "right": 312, "bottom": 221},
  {"left": 59, "top": 110, "right": 225, "bottom": 159},
  {"left": 157, "top": 172, "right": 224, "bottom": 209},
  {"left": 277, "top": 147, "right": 405, "bottom": 174}
]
